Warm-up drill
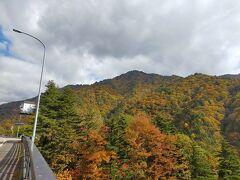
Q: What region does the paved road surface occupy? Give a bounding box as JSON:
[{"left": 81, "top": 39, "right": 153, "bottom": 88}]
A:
[{"left": 0, "top": 139, "right": 23, "bottom": 180}]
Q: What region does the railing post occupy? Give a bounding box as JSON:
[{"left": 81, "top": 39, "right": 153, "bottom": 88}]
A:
[
  {"left": 21, "top": 136, "right": 56, "bottom": 180},
  {"left": 22, "top": 136, "right": 31, "bottom": 179}
]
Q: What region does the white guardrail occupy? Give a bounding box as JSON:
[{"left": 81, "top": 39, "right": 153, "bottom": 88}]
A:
[
  {"left": 0, "top": 137, "right": 21, "bottom": 147},
  {"left": 0, "top": 138, "right": 6, "bottom": 147}
]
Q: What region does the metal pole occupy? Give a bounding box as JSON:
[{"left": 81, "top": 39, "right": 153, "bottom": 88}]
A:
[
  {"left": 17, "top": 114, "right": 21, "bottom": 138},
  {"left": 17, "top": 126, "right": 20, "bottom": 138},
  {"left": 13, "top": 29, "right": 46, "bottom": 151}
]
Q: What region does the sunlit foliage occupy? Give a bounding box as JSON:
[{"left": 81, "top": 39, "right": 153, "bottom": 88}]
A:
[{"left": 4, "top": 71, "right": 240, "bottom": 179}]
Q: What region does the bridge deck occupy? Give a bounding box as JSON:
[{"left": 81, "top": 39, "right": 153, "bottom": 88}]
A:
[{"left": 0, "top": 141, "right": 23, "bottom": 180}]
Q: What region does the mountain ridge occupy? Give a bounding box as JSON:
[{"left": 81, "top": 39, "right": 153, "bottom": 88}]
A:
[
  {"left": 1, "top": 70, "right": 240, "bottom": 122},
  {"left": 1, "top": 70, "right": 240, "bottom": 178}
]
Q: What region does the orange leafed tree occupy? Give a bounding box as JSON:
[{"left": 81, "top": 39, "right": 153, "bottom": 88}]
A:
[
  {"left": 125, "top": 115, "right": 178, "bottom": 179},
  {"left": 70, "top": 130, "right": 116, "bottom": 179},
  {"left": 56, "top": 170, "right": 72, "bottom": 180}
]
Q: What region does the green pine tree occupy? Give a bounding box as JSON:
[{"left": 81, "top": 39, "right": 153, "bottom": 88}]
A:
[
  {"left": 58, "top": 87, "right": 78, "bottom": 120},
  {"left": 37, "top": 81, "right": 78, "bottom": 172},
  {"left": 40, "top": 80, "right": 61, "bottom": 119},
  {"left": 105, "top": 109, "right": 131, "bottom": 178},
  {"left": 218, "top": 141, "right": 240, "bottom": 179},
  {"left": 191, "top": 144, "right": 215, "bottom": 179}
]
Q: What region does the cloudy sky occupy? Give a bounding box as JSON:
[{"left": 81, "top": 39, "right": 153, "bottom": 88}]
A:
[{"left": 1, "top": 0, "right": 240, "bottom": 104}]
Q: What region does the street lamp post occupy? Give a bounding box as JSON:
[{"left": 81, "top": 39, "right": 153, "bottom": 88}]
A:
[{"left": 13, "top": 29, "right": 46, "bottom": 151}]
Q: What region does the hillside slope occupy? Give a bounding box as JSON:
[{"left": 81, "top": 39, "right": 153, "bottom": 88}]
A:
[
  {"left": 1, "top": 70, "right": 240, "bottom": 179},
  {"left": 1, "top": 70, "right": 240, "bottom": 148}
]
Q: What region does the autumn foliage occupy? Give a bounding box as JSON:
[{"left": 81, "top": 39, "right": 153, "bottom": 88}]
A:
[
  {"left": 125, "top": 115, "right": 177, "bottom": 178},
  {"left": 4, "top": 71, "right": 240, "bottom": 179},
  {"left": 69, "top": 130, "right": 116, "bottom": 179}
]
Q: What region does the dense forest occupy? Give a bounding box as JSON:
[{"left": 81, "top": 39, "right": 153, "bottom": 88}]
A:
[{"left": 1, "top": 70, "right": 240, "bottom": 179}]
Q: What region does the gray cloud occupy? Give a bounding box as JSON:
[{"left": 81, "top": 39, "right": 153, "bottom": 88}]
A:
[{"left": 1, "top": 0, "right": 240, "bottom": 103}]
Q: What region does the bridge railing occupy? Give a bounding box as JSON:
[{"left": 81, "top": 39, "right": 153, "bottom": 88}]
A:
[{"left": 21, "top": 136, "right": 56, "bottom": 180}]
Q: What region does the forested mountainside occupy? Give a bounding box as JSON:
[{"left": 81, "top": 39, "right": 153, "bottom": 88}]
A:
[
  {"left": 1, "top": 70, "right": 240, "bottom": 179},
  {"left": 0, "top": 97, "right": 37, "bottom": 120}
]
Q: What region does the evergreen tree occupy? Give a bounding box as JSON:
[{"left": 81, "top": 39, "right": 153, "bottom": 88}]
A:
[
  {"left": 105, "top": 109, "right": 130, "bottom": 178},
  {"left": 58, "top": 87, "right": 78, "bottom": 120},
  {"left": 154, "top": 112, "right": 176, "bottom": 134},
  {"left": 106, "top": 111, "right": 129, "bottom": 158},
  {"left": 218, "top": 141, "right": 240, "bottom": 179},
  {"left": 37, "top": 81, "right": 78, "bottom": 172},
  {"left": 40, "top": 80, "right": 61, "bottom": 119},
  {"left": 190, "top": 144, "right": 215, "bottom": 179}
]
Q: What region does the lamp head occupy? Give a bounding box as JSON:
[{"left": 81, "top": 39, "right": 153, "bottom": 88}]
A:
[{"left": 13, "top": 29, "right": 22, "bottom": 33}]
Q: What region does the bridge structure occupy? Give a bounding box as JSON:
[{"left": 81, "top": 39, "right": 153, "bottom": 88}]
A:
[{"left": 0, "top": 136, "right": 56, "bottom": 180}]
